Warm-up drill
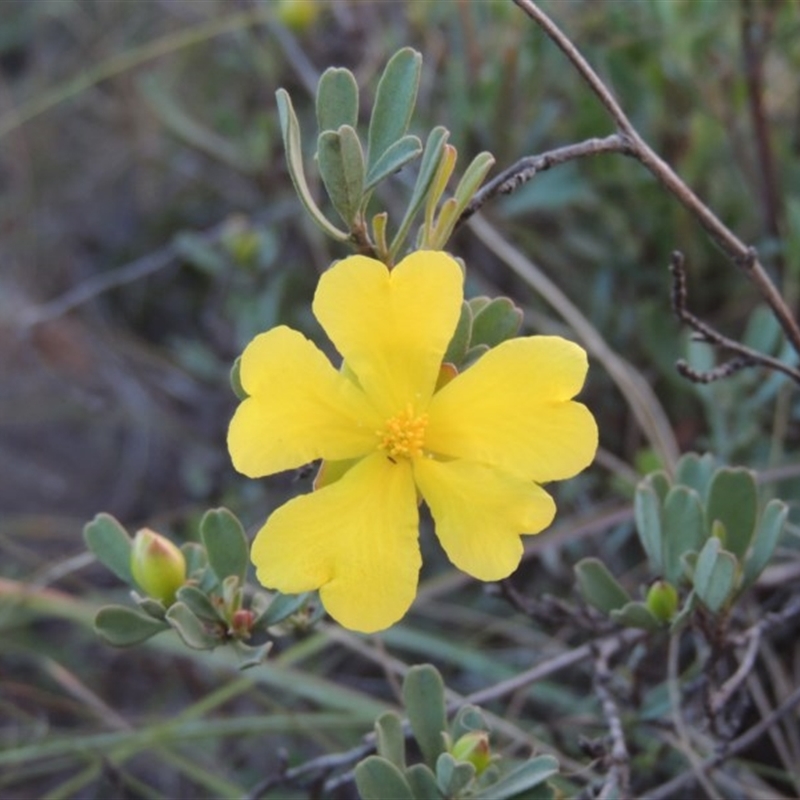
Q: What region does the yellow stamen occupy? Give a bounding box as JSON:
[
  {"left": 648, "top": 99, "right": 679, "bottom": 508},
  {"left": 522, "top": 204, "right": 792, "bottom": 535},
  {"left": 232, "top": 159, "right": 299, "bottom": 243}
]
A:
[{"left": 377, "top": 403, "right": 428, "bottom": 460}]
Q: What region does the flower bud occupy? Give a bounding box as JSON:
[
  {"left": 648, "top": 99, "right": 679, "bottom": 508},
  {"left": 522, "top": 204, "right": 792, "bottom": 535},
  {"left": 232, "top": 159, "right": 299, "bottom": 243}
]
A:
[
  {"left": 230, "top": 609, "right": 255, "bottom": 639},
  {"left": 646, "top": 580, "right": 679, "bottom": 623},
  {"left": 130, "top": 528, "right": 186, "bottom": 606},
  {"left": 450, "top": 731, "right": 492, "bottom": 776},
  {"left": 277, "top": 0, "right": 321, "bottom": 31}
]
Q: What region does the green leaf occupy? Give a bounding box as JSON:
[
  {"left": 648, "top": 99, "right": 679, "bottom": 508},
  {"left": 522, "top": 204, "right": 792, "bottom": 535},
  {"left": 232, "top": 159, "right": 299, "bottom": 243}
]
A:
[
  {"left": 316, "top": 66, "right": 358, "bottom": 132},
  {"left": 646, "top": 470, "right": 671, "bottom": 503},
  {"left": 83, "top": 513, "right": 134, "bottom": 585},
  {"left": 229, "top": 356, "right": 247, "bottom": 400},
  {"left": 365, "top": 134, "right": 422, "bottom": 190},
  {"left": 609, "top": 601, "right": 662, "bottom": 631},
  {"left": 176, "top": 585, "right": 223, "bottom": 622},
  {"left": 705, "top": 467, "right": 758, "bottom": 560},
  {"left": 200, "top": 508, "right": 249, "bottom": 585},
  {"left": 256, "top": 591, "right": 312, "bottom": 627},
  {"left": 634, "top": 482, "right": 663, "bottom": 574},
  {"left": 675, "top": 452, "right": 716, "bottom": 496},
  {"left": 662, "top": 486, "right": 706, "bottom": 584},
  {"left": 367, "top": 47, "right": 422, "bottom": 173},
  {"left": 375, "top": 711, "right": 406, "bottom": 769},
  {"left": 475, "top": 756, "right": 559, "bottom": 800},
  {"left": 451, "top": 150, "right": 495, "bottom": 212},
  {"left": 405, "top": 764, "right": 443, "bottom": 800},
  {"left": 693, "top": 538, "right": 737, "bottom": 613},
  {"left": 443, "top": 302, "right": 473, "bottom": 367},
  {"left": 317, "top": 125, "right": 365, "bottom": 228},
  {"left": 94, "top": 605, "right": 169, "bottom": 646},
  {"left": 355, "top": 756, "right": 414, "bottom": 800},
  {"left": 670, "top": 589, "right": 697, "bottom": 633},
  {"left": 275, "top": 88, "right": 348, "bottom": 241},
  {"left": 173, "top": 231, "right": 228, "bottom": 275},
  {"left": 403, "top": 664, "right": 447, "bottom": 768},
  {"left": 451, "top": 705, "right": 489, "bottom": 740},
  {"left": 436, "top": 752, "right": 475, "bottom": 797},
  {"left": 390, "top": 126, "right": 449, "bottom": 259},
  {"left": 470, "top": 297, "right": 524, "bottom": 349},
  {"left": 166, "top": 602, "right": 221, "bottom": 650},
  {"left": 743, "top": 498, "right": 787, "bottom": 588},
  {"left": 575, "top": 557, "right": 630, "bottom": 613}
]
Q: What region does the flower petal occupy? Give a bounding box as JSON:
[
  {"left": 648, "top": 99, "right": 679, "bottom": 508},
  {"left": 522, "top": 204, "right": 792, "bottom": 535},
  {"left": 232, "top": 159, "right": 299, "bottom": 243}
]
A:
[
  {"left": 250, "top": 453, "right": 421, "bottom": 633},
  {"left": 312, "top": 251, "right": 463, "bottom": 415},
  {"left": 426, "top": 336, "right": 597, "bottom": 482},
  {"left": 414, "top": 457, "right": 556, "bottom": 581},
  {"left": 229, "top": 326, "right": 380, "bottom": 477}
]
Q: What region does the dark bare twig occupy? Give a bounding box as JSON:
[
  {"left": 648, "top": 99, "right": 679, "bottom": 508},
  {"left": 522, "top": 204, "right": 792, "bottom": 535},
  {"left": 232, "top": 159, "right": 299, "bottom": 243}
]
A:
[
  {"left": 496, "top": 0, "right": 800, "bottom": 365},
  {"left": 459, "top": 134, "right": 635, "bottom": 223},
  {"left": 643, "top": 683, "right": 800, "bottom": 800},
  {"left": 592, "top": 642, "right": 632, "bottom": 800},
  {"left": 668, "top": 251, "right": 800, "bottom": 384},
  {"left": 741, "top": 0, "right": 784, "bottom": 251}
]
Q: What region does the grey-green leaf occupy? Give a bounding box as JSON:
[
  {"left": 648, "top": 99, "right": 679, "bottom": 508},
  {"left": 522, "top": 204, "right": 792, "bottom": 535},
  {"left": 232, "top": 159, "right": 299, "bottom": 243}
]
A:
[
  {"left": 365, "top": 134, "right": 422, "bottom": 190},
  {"left": 229, "top": 356, "right": 247, "bottom": 400},
  {"left": 403, "top": 664, "right": 447, "bottom": 768},
  {"left": 693, "top": 538, "right": 737, "bottom": 613},
  {"left": 94, "top": 605, "right": 169, "bottom": 647},
  {"left": 257, "top": 591, "right": 312, "bottom": 627},
  {"left": 200, "top": 507, "right": 249, "bottom": 584},
  {"left": 451, "top": 705, "right": 489, "bottom": 740},
  {"left": 275, "top": 88, "right": 348, "bottom": 241},
  {"left": 316, "top": 66, "right": 358, "bottom": 133},
  {"left": 176, "top": 584, "right": 223, "bottom": 622},
  {"left": 470, "top": 297, "right": 523, "bottom": 349},
  {"left": 443, "top": 302, "right": 473, "bottom": 367},
  {"left": 83, "top": 513, "right": 134, "bottom": 585},
  {"left": 575, "top": 557, "right": 630, "bottom": 613},
  {"left": 743, "top": 498, "right": 787, "bottom": 588},
  {"left": 405, "top": 764, "right": 443, "bottom": 800},
  {"left": 436, "top": 752, "right": 475, "bottom": 797},
  {"left": 705, "top": 467, "right": 758, "bottom": 560},
  {"left": 375, "top": 711, "right": 406, "bottom": 770},
  {"left": 475, "top": 755, "right": 559, "bottom": 800},
  {"left": 367, "top": 47, "right": 422, "bottom": 172},
  {"left": 390, "top": 126, "right": 449, "bottom": 260},
  {"left": 355, "top": 756, "right": 414, "bottom": 800},
  {"left": 452, "top": 151, "right": 495, "bottom": 213},
  {"left": 317, "top": 125, "right": 365, "bottom": 227},
  {"left": 674, "top": 452, "right": 716, "bottom": 496},
  {"left": 609, "top": 601, "right": 662, "bottom": 631},
  {"left": 662, "top": 486, "right": 705, "bottom": 584},
  {"left": 634, "top": 482, "right": 663, "bottom": 574},
  {"left": 166, "top": 602, "right": 220, "bottom": 650}
]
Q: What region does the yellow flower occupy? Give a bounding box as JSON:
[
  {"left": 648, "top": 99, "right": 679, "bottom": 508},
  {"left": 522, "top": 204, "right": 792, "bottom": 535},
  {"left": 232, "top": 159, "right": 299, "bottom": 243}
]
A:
[{"left": 228, "top": 251, "right": 597, "bottom": 633}]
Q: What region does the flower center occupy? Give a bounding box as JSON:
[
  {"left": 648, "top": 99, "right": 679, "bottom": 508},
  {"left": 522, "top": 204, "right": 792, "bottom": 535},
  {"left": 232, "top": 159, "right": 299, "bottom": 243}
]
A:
[{"left": 377, "top": 403, "right": 428, "bottom": 460}]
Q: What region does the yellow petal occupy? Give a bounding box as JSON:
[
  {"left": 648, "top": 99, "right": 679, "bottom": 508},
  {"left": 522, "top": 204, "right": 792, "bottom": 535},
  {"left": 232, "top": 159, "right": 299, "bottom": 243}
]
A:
[
  {"left": 312, "top": 251, "right": 463, "bottom": 415},
  {"left": 228, "top": 326, "right": 380, "bottom": 477},
  {"left": 414, "top": 457, "right": 556, "bottom": 580},
  {"left": 426, "top": 336, "right": 598, "bottom": 482},
  {"left": 251, "top": 453, "right": 421, "bottom": 633}
]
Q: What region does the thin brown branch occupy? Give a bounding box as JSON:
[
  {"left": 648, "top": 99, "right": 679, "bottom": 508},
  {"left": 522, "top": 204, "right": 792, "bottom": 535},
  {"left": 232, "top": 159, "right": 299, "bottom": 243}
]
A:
[
  {"left": 643, "top": 683, "right": 800, "bottom": 800},
  {"left": 741, "top": 0, "right": 784, "bottom": 249},
  {"left": 459, "top": 134, "right": 635, "bottom": 223},
  {"left": 593, "top": 642, "right": 632, "bottom": 800},
  {"left": 669, "top": 251, "right": 800, "bottom": 383},
  {"left": 508, "top": 0, "right": 800, "bottom": 360}
]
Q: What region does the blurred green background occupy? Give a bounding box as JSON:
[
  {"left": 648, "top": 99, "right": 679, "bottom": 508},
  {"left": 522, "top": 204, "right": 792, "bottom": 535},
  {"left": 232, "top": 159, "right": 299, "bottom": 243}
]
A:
[{"left": 2, "top": 1, "right": 800, "bottom": 797}]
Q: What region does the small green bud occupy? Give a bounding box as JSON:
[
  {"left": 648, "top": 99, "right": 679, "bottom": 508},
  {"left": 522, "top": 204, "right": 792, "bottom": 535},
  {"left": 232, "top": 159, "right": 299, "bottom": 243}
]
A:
[
  {"left": 646, "top": 580, "right": 679, "bottom": 622},
  {"left": 449, "top": 731, "right": 492, "bottom": 776},
  {"left": 130, "top": 528, "right": 186, "bottom": 606},
  {"left": 277, "top": 0, "right": 321, "bottom": 31}
]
